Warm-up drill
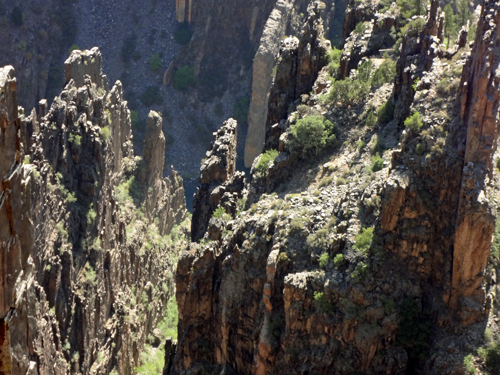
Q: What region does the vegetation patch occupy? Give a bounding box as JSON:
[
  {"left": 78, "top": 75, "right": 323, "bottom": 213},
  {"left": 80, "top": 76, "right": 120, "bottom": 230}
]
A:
[
  {"left": 255, "top": 149, "right": 279, "bottom": 174},
  {"left": 149, "top": 53, "right": 162, "bottom": 72},
  {"left": 173, "top": 66, "right": 196, "bottom": 91},
  {"left": 404, "top": 112, "right": 423, "bottom": 132},
  {"left": 353, "top": 227, "right": 375, "bottom": 255},
  {"left": 289, "top": 115, "right": 335, "bottom": 156},
  {"left": 377, "top": 99, "right": 395, "bottom": 124}
]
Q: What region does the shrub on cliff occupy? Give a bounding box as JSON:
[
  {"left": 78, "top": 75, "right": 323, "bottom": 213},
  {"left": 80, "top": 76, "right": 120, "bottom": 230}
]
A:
[
  {"left": 353, "top": 227, "right": 374, "bottom": 255},
  {"left": 255, "top": 149, "right": 279, "bottom": 174},
  {"left": 354, "top": 21, "right": 367, "bottom": 34},
  {"left": 371, "top": 59, "right": 396, "bottom": 87},
  {"left": 327, "top": 47, "right": 342, "bottom": 77},
  {"left": 289, "top": 115, "right": 335, "bottom": 156},
  {"left": 371, "top": 153, "right": 384, "bottom": 172},
  {"left": 327, "top": 60, "right": 373, "bottom": 106},
  {"left": 173, "top": 65, "right": 196, "bottom": 91},
  {"left": 377, "top": 99, "right": 395, "bottom": 124},
  {"left": 149, "top": 53, "right": 162, "bottom": 72},
  {"left": 404, "top": 112, "right": 423, "bottom": 132},
  {"left": 174, "top": 22, "right": 193, "bottom": 45}
]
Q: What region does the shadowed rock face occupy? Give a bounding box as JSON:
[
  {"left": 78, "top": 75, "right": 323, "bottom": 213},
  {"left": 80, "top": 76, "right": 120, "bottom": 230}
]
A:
[{"left": 0, "top": 48, "right": 188, "bottom": 375}]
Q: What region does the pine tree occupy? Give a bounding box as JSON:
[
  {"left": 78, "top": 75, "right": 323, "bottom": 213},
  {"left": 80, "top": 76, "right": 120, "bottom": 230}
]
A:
[
  {"left": 456, "top": 0, "right": 470, "bottom": 29},
  {"left": 443, "top": 4, "right": 456, "bottom": 49}
]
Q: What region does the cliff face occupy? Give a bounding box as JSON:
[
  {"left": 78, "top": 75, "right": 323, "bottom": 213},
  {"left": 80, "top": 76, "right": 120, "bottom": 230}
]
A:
[
  {"left": 171, "top": 0, "right": 500, "bottom": 374},
  {"left": 245, "top": 0, "right": 337, "bottom": 167},
  {"left": 0, "top": 48, "right": 188, "bottom": 375}
]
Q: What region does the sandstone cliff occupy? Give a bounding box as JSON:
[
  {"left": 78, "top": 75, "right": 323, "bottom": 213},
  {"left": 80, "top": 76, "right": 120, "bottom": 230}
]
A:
[{"left": 0, "top": 48, "right": 188, "bottom": 375}]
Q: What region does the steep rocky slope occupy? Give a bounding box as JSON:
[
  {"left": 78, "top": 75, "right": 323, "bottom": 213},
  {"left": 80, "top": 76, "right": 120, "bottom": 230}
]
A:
[
  {"left": 0, "top": 48, "right": 188, "bottom": 375},
  {"left": 169, "top": 0, "right": 500, "bottom": 374}
]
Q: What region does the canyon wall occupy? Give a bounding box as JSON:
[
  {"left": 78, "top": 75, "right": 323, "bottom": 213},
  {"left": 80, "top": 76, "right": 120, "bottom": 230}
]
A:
[
  {"left": 0, "top": 48, "right": 188, "bottom": 375},
  {"left": 170, "top": 0, "right": 500, "bottom": 374}
]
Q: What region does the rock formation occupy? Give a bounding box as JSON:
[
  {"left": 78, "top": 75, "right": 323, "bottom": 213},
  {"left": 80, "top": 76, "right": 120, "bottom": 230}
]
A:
[
  {"left": 244, "top": 0, "right": 295, "bottom": 168},
  {"left": 265, "top": 2, "right": 331, "bottom": 139},
  {"left": 0, "top": 48, "right": 188, "bottom": 375},
  {"left": 451, "top": 0, "right": 500, "bottom": 317},
  {"left": 191, "top": 119, "right": 244, "bottom": 242},
  {"left": 169, "top": 0, "right": 500, "bottom": 373}
]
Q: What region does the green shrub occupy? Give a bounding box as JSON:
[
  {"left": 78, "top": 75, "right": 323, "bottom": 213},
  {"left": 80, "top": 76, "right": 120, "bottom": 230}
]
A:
[
  {"left": 351, "top": 261, "right": 368, "bottom": 281},
  {"left": 307, "top": 228, "right": 329, "bottom": 250},
  {"left": 353, "top": 227, "right": 374, "bottom": 255},
  {"left": 404, "top": 112, "right": 423, "bottom": 132},
  {"left": 371, "top": 153, "right": 384, "bottom": 172},
  {"left": 56, "top": 221, "right": 68, "bottom": 241},
  {"left": 174, "top": 22, "right": 193, "bottom": 45},
  {"left": 371, "top": 59, "right": 396, "bottom": 87},
  {"left": 255, "top": 149, "right": 279, "bottom": 174},
  {"left": 141, "top": 85, "right": 163, "bottom": 106},
  {"left": 480, "top": 339, "right": 500, "bottom": 373},
  {"left": 289, "top": 116, "right": 335, "bottom": 156},
  {"left": 68, "top": 44, "right": 79, "bottom": 54},
  {"left": 85, "top": 264, "right": 97, "bottom": 286},
  {"left": 10, "top": 6, "right": 22, "bottom": 26},
  {"left": 328, "top": 78, "right": 370, "bottom": 106},
  {"left": 334, "top": 253, "right": 344, "bottom": 267},
  {"left": 463, "top": 354, "right": 476, "bottom": 374},
  {"left": 416, "top": 143, "right": 423, "bottom": 155},
  {"left": 401, "top": 17, "right": 425, "bottom": 37},
  {"left": 314, "top": 291, "right": 333, "bottom": 314},
  {"left": 173, "top": 66, "right": 196, "bottom": 91},
  {"left": 354, "top": 22, "right": 367, "bottom": 34},
  {"left": 69, "top": 133, "right": 81, "bottom": 146},
  {"left": 100, "top": 126, "right": 111, "bottom": 141},
  {"left": 212, "top": 206, "right": 226, "bottom": 219},
  {"left": 319, "top": 175, "right": 334, "bottom": 187},
  {"left": 357, "top": 140, "right": 366, "bottom": 151},
  {"left": 289, "top": 217, "right": 306, "bottom": 235},
  {"left": 491, "top": 217, "right": 500, "bottom": 258},
  {"left": 233, "top": 97, "right": 250, "bottom": 124},
  {"left": 319, "top": 253, "right": 329, "bottom": 269},
  {"left": 377, "top": 99, "right": 395, "bottom": 124},
  {"left": 366, "top": 110, "right": 377, "bottom": 128},
  {"left": 87, "top": 207, "right": 97, "bottom": 224},
  {"left": 327, "top": 47, "right": 342, "bottom": 76},
  {"left": 149, "top": 53, "right": 162, "bottom": 72}
]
